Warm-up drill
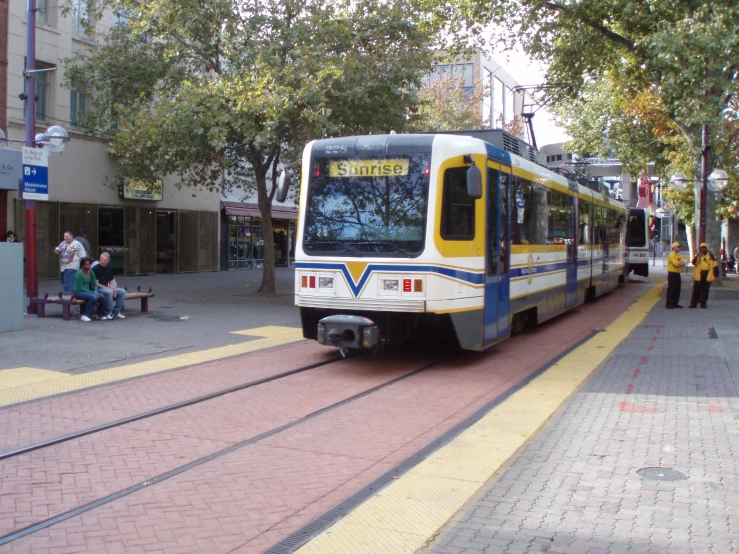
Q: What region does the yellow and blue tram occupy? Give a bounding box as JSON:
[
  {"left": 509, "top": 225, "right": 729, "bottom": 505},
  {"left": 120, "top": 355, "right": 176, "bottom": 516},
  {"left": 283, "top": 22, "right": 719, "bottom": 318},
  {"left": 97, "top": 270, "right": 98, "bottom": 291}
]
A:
[{"left": 278, "top": 133, "right": 627, "bottom": 352}]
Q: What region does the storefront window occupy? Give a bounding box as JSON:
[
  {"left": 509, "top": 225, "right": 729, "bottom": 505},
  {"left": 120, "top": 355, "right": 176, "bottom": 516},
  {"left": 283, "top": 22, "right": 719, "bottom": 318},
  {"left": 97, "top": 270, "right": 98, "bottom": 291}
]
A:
[{"left": 227, "top": 216, "right": 296, "bottom": 269}]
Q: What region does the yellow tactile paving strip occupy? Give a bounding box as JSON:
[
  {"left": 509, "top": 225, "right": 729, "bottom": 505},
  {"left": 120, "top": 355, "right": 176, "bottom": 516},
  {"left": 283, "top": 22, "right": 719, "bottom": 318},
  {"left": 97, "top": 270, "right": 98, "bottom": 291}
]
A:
[
  {"left": 0, "top": 326, "right": 303, "bottom": 408},
  {"left": 297, "top": 281, "right": 662, "bottom": 554}
]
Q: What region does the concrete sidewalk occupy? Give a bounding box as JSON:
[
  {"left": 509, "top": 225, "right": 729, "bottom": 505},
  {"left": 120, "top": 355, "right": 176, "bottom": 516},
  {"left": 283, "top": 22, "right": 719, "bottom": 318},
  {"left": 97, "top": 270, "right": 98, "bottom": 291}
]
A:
[
  {"left": 426, "top": 267, "right": 739, "bottom": 554},
  {"left": 1, "top": 268, "right": 301, "bottom": 374}
]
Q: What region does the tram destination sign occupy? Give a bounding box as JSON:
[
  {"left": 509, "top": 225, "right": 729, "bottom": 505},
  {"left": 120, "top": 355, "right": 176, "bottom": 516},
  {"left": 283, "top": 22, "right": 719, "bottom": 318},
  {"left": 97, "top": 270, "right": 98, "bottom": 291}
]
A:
[
  {"left": 22, "top": 147, "right": 49, "bottom": 200},
  {"left": 329, "top": 159, "right": 409, "bottom": 178}
]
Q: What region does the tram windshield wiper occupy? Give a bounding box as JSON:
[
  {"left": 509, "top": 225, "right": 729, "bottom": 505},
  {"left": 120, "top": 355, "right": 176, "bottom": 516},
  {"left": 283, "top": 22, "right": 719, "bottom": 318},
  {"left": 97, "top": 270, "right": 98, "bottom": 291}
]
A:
[
  {"left": 305, "top": 240, "right": 359, "bottom": 253},
  {"left": 348, "top": 241, "right": 412, "bottom": 256}
]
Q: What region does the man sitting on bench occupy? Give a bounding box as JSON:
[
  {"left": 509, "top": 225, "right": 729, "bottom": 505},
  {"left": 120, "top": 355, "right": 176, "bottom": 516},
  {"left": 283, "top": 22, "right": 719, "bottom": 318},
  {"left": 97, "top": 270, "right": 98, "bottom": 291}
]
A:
[{"left": 92, "top": 252, "right": 127, "bottom": 320}]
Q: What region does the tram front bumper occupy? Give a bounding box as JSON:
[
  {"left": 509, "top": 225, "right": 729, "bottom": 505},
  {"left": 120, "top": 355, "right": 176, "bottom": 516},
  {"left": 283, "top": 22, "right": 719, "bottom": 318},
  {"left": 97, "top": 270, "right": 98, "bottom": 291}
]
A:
[{"left": 317, "top": 315, "right": 380, "bottom": 350}]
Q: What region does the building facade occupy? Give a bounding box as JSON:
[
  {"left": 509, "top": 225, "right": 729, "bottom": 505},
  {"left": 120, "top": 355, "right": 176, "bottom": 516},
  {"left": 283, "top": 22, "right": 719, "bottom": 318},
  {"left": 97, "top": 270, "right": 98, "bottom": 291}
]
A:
[
  {"left": 0, "top": 0, "right": 228, "bottom": 277},
  {"left": 427, "top": 51, "right": 527, "bottom": 138},
  {"left": 1, "top": 0, "right": 302, "bottom": 276}
]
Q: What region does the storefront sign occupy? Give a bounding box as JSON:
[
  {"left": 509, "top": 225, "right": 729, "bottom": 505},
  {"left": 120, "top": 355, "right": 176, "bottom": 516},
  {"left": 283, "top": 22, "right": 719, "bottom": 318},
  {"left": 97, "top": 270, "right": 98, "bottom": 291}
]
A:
[
  {"left": 119, "top": 178, "right": 163, "bottom": 201},
  {"left": 0, "top": 148, "right": 22, "bottom": 191}
]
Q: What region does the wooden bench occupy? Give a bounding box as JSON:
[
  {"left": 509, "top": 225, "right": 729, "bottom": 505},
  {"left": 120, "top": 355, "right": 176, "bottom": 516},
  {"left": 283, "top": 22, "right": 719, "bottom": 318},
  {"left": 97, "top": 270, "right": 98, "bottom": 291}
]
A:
[
  {"left": 30, "top": 292, "right": 56, "bottom": 318},
  {"left": 49, "top": 286, "right": 155, "bottom": 321}
]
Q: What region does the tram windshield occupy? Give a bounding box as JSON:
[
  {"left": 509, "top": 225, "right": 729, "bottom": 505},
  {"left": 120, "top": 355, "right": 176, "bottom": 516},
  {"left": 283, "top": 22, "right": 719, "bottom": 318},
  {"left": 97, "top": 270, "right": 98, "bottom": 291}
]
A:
[
  {"left": 302, "top": 153, "right": 431, "bottom": 257},
  {"left": 628, "top": 209, "right": 648, "bottom": 247}
]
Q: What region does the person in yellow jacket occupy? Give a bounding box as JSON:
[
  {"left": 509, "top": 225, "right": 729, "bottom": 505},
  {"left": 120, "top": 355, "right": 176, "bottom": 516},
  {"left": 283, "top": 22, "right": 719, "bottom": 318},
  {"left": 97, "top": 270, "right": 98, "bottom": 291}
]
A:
[
  {"left": 666, "top": 242, "right": 686, "bottom": 309},
  {"left": 689, "top": 242, "right": 718, "bottom": 309}
]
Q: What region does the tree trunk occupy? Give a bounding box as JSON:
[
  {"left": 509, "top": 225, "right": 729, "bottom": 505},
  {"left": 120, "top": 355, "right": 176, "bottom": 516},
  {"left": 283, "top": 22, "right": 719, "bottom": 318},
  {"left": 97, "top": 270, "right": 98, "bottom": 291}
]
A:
[
  {"left": 706, "top": 192, "right": 722, "bottom": 285},
  {"left": 255, "top": 172, "right": 277, "bottom": 295},
  {"left": 686, "top": 225, "right": 695, "bottom": 262}
]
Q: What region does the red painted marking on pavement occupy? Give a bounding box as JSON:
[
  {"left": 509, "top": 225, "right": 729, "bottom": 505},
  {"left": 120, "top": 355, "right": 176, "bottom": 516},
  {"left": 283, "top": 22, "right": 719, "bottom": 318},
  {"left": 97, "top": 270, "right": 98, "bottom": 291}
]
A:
[
  {"left": 647, "top": 346, "right": 654, "bottom": 352},
  {"left": 620, "top": 401, "right": 664, "bottom": 413},
  {"left": 656, "top": 330, "right": 661, "bottom": 334},
  {"left": 705, "top": 404, "right": 724, "bottom": 413},
  {"left": 651, "top": 337, "right": 658, "bottom": 341},
  {"left": 640, "top": 357, "right": 648, "bottom": 365},
  {"left": 632, "top": 369, "right": 641, "bottom": 379},
  {"left": 626, "top": 384, "right": 635, "bottom": 394}
]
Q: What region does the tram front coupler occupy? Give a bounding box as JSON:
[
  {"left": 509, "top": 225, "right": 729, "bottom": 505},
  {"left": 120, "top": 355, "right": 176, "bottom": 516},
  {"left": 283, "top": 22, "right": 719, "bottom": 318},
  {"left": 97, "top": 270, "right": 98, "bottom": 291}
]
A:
[{"left": 317, "top": 315, "right": 381, "bottom": 355}]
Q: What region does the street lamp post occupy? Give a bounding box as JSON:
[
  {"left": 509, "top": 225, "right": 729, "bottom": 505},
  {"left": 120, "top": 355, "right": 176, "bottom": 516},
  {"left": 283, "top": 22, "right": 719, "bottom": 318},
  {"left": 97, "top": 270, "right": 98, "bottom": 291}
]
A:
[
  {"left": 668, "top": 123, "right": 728, "bottom": 255},
  {"left": 0, "top": 0, "right": 70, "bottom": 313}
]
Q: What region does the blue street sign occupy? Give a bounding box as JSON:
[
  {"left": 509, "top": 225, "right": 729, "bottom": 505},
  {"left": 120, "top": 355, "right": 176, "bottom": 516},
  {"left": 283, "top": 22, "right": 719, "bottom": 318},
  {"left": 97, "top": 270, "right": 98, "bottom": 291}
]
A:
[{"left": 22, "top": 147, "right": 49, "bottom": 200}]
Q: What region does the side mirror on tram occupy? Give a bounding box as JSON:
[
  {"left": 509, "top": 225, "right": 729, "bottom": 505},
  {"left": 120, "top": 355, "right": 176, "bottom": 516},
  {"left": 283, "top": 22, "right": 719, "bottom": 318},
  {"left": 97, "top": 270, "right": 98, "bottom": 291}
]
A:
[
  {"left": 466, "top": 162, "right": 482, "bottom": 199},
  {"left": 276, "top": 169, "right": 290, "bottom": 203}
]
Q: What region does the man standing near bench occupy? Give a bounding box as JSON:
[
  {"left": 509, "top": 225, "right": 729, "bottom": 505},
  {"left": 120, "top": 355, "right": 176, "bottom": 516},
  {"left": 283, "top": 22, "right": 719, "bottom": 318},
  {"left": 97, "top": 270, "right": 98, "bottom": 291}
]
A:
[
  {"left": 93, "top": 252, "right": 127, "bottom": 320},
  {"left": 54, "top": 231, "right": 86, "bottom": 294}
]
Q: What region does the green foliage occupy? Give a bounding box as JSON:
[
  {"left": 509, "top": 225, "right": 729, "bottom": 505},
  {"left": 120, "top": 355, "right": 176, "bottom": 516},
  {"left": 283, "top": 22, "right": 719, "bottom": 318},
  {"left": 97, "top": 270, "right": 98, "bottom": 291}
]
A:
[
  {"left": 406, "top": 75, "right": 483, "bottom": 132},
  {"left": 66, "top": 0, "right": 436, "bottom": 292},
  {"left": 421, "top": 0, "right": 739, "bottom": 225}
]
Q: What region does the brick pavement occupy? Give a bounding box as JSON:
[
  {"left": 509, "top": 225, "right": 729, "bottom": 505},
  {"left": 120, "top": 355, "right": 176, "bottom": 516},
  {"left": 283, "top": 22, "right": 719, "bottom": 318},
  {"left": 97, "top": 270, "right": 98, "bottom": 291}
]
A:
[
  {"left": 0, "top": 279, "right": 646, "bottom": 553},
  {"left": 426, "top": 272, "right": 739, "bottom": 554}
]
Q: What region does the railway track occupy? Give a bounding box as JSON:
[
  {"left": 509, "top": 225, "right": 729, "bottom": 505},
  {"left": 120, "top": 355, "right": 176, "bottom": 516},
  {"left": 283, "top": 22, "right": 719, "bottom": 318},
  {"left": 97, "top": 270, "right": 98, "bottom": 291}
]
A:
[
  {"left": 0, "top": 354, "right": 454, "bottom": 547},
  {"left": 0, "top": 357, "right": 342, "bottom": 462}
]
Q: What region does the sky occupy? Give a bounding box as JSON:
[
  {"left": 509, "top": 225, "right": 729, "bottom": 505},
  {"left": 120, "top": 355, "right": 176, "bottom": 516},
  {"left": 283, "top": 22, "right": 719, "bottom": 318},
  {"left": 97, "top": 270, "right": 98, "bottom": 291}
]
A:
[{"left": 497, "top": 48, "right": 572, "bottom": 148}]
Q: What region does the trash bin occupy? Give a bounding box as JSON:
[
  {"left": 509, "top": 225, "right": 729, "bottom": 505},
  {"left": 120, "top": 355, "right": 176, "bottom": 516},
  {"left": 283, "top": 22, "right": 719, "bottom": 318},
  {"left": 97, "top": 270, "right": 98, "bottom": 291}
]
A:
[{"left": 0, "top": 242, "right": 24, "bottom": 332}]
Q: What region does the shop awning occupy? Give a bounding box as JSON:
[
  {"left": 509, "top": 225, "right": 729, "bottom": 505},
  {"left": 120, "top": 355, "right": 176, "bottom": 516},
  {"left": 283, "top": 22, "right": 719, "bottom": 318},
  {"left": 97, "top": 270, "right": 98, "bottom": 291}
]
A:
[{"left": 222, "top": 201, "right": 298, "bottom": 221}]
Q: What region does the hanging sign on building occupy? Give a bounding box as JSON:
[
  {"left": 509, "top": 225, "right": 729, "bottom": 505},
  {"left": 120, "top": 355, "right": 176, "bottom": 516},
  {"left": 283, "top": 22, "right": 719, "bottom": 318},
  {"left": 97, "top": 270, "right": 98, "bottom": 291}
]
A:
[
  {"left": 22, "top": 147, "right": 49, "bottom": 200},
  {"left": 119, "top": 177, "right": 163, "bottom": 201},
  {"left": 0, "top": 148, "right": 22, "bottom": 191}
]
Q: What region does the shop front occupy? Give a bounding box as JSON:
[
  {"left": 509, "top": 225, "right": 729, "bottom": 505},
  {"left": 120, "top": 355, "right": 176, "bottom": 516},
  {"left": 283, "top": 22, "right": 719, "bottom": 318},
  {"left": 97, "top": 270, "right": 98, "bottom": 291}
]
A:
[
  {"left": 14, "top": 200, "right": 219, "bottom": 278},
  {"left": 221, "top": 202, "right": 298, "bottom": 270}
]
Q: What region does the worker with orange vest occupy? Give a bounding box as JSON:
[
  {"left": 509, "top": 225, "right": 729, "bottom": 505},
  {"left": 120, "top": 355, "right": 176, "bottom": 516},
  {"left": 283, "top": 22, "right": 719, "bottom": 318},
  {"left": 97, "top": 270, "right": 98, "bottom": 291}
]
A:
[
  {"left": 666, "top": 242, "right": 686, "bottom": 309},
  {"left": 689, "top": 242, "right": 718, "bottom": 309}
]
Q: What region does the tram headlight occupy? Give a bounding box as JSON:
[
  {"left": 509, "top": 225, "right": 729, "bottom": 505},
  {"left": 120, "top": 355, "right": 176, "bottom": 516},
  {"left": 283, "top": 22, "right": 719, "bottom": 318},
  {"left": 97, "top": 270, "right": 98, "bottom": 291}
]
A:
[
  {"left": 382, "top": 279, "right": 399, "bottom": 291},
  {"left": 318, "top": 276, "right": 334, "bottom": 289}
]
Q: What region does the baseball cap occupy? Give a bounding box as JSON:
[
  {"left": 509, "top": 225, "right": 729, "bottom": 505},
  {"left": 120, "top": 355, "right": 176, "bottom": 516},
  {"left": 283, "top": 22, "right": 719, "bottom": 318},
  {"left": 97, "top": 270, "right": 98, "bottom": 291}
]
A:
[
  {"left": 671, "top": 242, "right": 680, "bottom": 248},
  {"left": 700, "top": 242, "right": 708, "bottom": 247}
]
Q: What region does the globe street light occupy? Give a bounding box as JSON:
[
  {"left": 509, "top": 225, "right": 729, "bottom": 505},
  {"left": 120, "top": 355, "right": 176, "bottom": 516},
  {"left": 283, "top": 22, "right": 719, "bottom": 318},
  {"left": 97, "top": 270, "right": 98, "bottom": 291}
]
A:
[{"left": 668, "top": 166, "right": 729, "bottom": 247}]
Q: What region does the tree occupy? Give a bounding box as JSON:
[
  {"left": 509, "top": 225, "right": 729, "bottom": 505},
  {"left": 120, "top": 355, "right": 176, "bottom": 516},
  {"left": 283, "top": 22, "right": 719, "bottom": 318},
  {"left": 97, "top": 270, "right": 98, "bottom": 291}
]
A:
[
  {"left": 552, "top": 79, "right": 739, "bottom": 257},
  {"left": 420, "top": 0, "right": 739, "bottom": 252},
  {"left": 66, "top": 0, "right": 436, "bottom": 294},
  {"left": 406, "top": 74, "right": 483, "bottom": 132}
]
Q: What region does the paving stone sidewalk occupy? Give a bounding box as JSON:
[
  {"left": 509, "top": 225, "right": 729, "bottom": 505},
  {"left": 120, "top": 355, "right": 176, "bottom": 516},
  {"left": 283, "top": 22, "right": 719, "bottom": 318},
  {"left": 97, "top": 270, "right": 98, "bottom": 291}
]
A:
[{"left": 425, "top": 270, "right": 739, "bottom": 554}]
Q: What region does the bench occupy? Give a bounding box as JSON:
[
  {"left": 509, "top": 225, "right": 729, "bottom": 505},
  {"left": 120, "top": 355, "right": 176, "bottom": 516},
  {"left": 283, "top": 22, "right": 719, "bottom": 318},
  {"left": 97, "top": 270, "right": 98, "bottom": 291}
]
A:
[
  {"left": 42, "top": 286, "right": 155, "bottom": 321},
  {"left": 30, "top": 292, "right": 56, "bottom": 318}
]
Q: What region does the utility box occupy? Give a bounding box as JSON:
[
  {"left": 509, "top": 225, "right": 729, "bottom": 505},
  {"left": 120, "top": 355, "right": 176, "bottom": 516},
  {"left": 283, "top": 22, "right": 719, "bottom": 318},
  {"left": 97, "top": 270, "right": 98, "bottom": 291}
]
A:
[{"left": 0, "top": 242, "right": 24, "bottom": 332}]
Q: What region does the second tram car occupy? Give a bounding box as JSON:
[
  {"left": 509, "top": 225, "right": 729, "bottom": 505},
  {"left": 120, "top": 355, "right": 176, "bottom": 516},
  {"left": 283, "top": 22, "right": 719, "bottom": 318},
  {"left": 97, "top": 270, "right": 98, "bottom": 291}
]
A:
[
  {"left": 278, "top": 133, "right": 627, "bottom": 353},
  {"left": 625, "top": 207, "right": 649, "bottom": 277}
]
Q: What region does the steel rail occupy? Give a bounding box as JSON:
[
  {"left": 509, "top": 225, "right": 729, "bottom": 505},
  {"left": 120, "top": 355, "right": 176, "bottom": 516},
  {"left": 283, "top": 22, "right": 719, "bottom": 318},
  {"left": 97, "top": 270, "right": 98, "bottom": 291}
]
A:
[
  {"left": 0, "top": 356, "right": 452, "bottom": 547},
  {"left": 0, "top": 357, "right": 342, "bottom": 462}
]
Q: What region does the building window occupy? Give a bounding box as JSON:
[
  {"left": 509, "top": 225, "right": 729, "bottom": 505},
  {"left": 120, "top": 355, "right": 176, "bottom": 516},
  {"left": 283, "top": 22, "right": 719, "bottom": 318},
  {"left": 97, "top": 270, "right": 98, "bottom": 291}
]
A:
[
  {"left": 504, "top": 87, "right": 514, "bottom": 124},
  {"left": 70, "top": 86, "right": 88, "bottom": 125},
  {"left": 567, "top": 153, "right": 573, "bottom": 160},
  {"left": 24, "top": 61, "right": 54, "bottom": 121},
  {"left": 37, "top": 0, "right": 49, "bottom": 24},
  {"left": 71, "top": 0, "right": 92, "bottom": 38},
  {"left": 556, "top": 154, "right": 563, "bottom": 161}
]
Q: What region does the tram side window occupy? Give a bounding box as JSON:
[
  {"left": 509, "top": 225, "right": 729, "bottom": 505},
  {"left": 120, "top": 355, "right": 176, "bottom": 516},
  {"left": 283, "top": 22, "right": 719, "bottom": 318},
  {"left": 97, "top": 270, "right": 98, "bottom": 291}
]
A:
[
  {"left": 441, "top": 167, "right": 475, "bottom": 240},
  {"left": 594, "top": 207, "right": 607, "bottom": 246},
  {"left": 579, "top": 200, "right": 591, "bottom": 245},
  {"left": 549, "top": 190, "right": 573, "bottom": 244},
  {"left": 511, "top": 177, "right": 548, "bottom": 245},
  {"left": 608, "top": 209, "right": 625, "bottom": 244}
]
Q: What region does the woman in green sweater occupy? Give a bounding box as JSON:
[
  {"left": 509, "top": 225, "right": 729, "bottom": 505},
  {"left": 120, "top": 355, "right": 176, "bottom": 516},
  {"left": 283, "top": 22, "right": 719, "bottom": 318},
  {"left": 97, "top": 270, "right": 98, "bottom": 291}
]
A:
[{"left": 73, "top": 257, "right": 100, "bottom": 322}]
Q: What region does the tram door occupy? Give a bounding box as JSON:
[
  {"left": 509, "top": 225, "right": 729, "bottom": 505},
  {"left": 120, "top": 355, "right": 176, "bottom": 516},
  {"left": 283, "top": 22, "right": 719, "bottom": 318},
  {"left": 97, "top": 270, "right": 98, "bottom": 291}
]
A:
[
  {"left": 484, "top": 167, "right": 510, "bottom": 344},
  {"left": 565, "top": 195, "right": 578, "bottom": 307}
]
